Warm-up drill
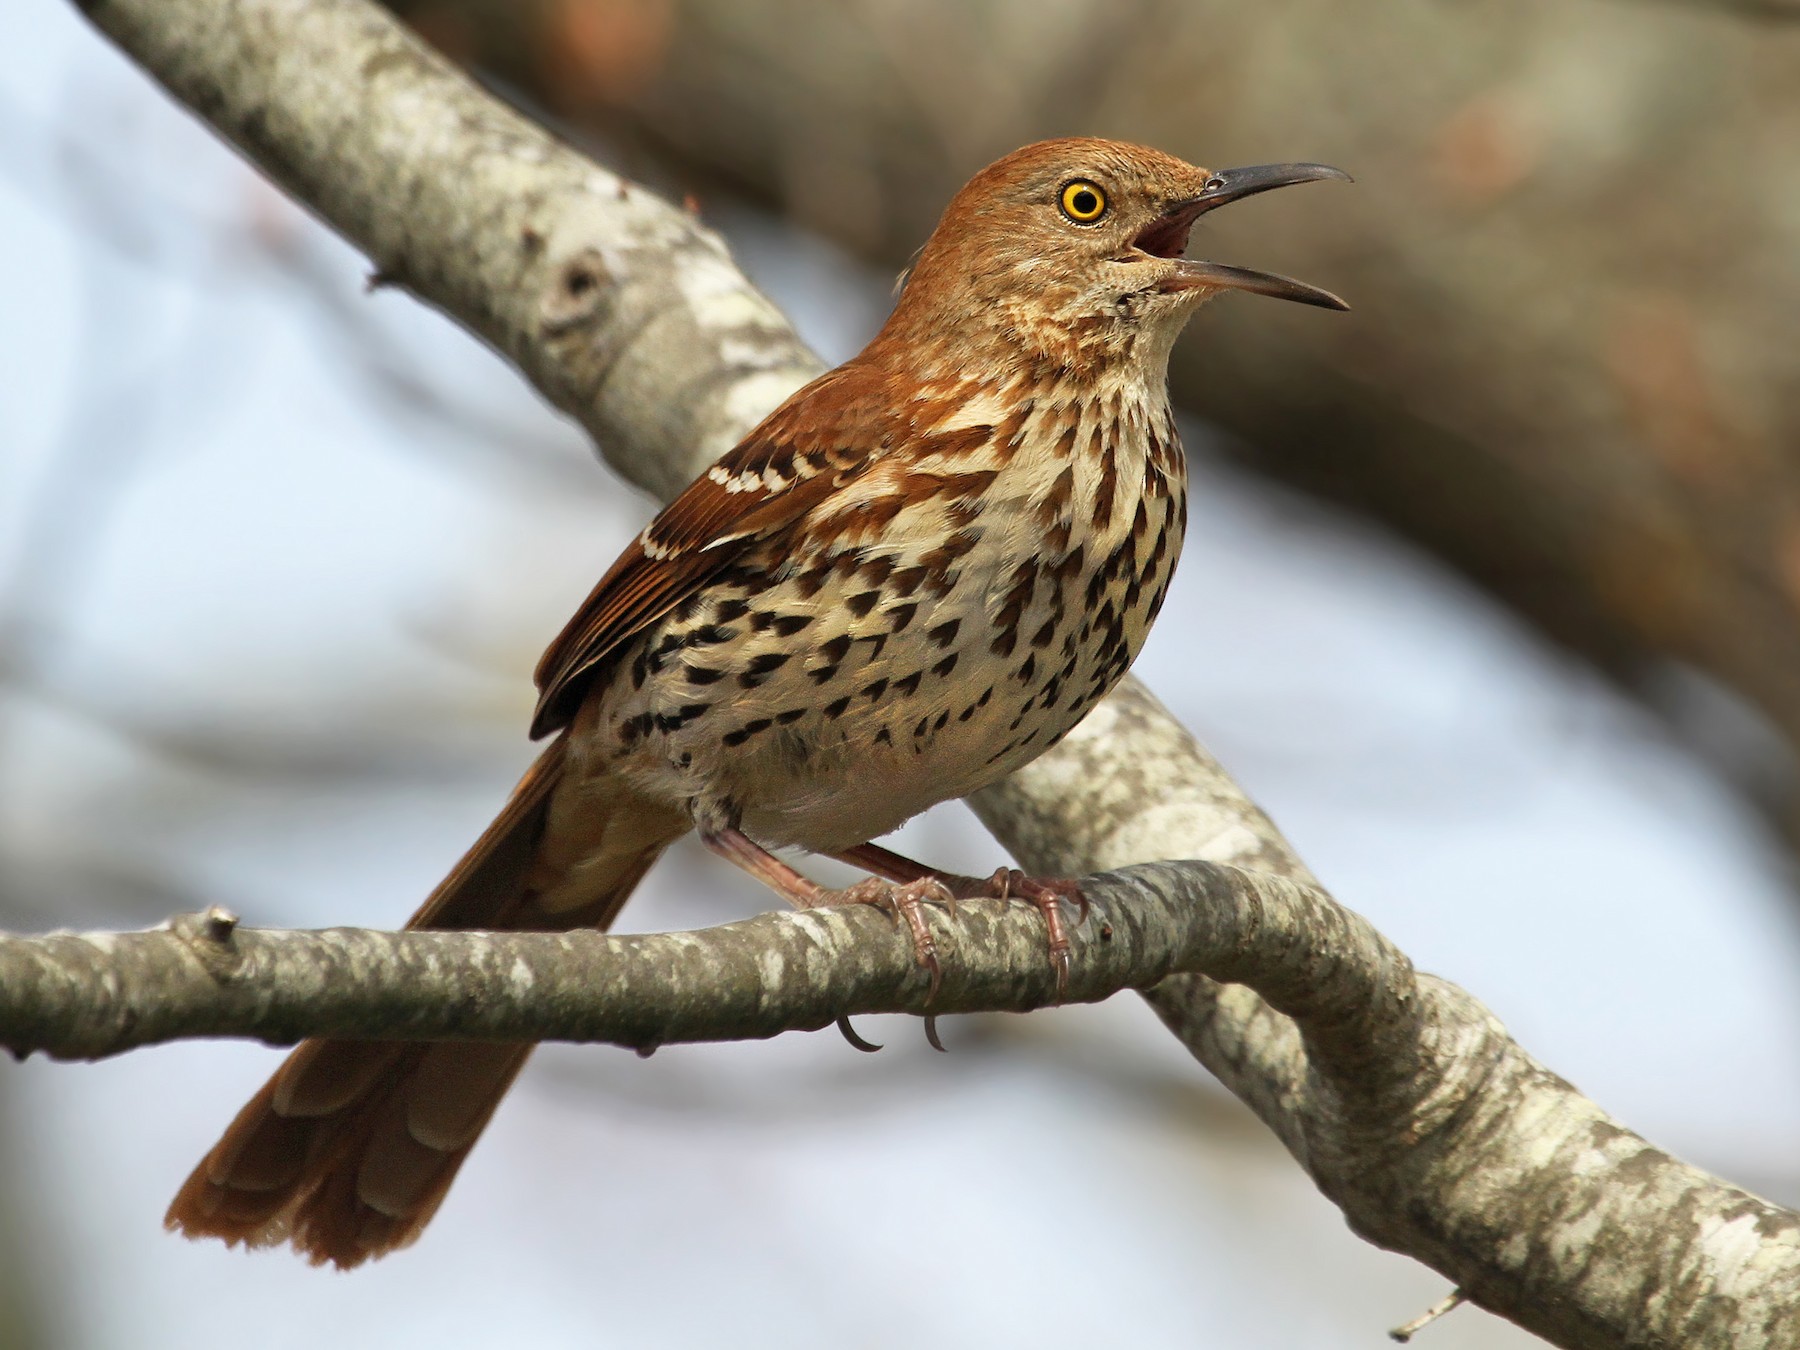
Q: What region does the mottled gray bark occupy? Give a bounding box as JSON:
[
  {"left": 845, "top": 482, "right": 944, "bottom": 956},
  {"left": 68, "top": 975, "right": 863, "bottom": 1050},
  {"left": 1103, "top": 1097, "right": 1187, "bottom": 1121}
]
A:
[
  {"left": 55, "top": 0, "right": 1800, "bottom": 1344},
  {"left": 0, "top": 864, "right": 1392, "bottom": 1060},
  {"left": 74, "top": 0, "right": 814, "bottom": 503}
]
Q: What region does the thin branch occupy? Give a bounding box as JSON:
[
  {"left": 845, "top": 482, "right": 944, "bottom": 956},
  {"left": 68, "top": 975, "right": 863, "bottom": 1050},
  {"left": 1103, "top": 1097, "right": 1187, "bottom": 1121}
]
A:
[
  {"left": 0, "top": 863, "right": 1349, "bottom": 1060},
  {"left": 61, "top": 0, "right": 1800, "bottom": 1345}
]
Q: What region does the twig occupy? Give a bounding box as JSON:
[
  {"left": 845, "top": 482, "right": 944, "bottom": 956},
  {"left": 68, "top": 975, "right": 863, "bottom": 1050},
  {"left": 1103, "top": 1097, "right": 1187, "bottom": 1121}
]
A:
[{"left": 1390, "top": 1289, "right": 1467, "bottom": 1343}]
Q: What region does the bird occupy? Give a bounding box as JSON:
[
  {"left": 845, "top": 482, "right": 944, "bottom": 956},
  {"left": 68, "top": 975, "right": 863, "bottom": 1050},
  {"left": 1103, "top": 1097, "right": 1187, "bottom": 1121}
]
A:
[{"left": 165, "top": 137, "right": 1348, "bottom": 1268}]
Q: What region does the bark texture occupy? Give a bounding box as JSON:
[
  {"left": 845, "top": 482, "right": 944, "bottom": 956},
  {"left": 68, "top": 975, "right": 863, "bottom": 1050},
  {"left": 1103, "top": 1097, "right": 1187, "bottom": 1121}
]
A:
[{"left": 52, "top": 0, "right": 1800, "bottom": 1343}]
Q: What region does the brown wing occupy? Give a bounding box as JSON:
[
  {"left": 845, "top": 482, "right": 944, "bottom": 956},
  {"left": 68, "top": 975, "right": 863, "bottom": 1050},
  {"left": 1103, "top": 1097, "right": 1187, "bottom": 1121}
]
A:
[{"left": 529, "top": 363, "right": 898, "bottom": 738}]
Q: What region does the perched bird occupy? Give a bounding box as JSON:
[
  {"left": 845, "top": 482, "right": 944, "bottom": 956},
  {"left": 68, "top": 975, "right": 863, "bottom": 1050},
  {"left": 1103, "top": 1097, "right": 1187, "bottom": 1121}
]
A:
[{"left": 167, "top": 137, "right": 1347, "bottom": 1267}]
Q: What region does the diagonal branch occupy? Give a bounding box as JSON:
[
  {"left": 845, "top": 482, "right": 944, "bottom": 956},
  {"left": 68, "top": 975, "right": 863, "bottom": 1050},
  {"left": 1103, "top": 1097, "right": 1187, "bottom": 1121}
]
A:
[{"left": 57, "top": 0, "right": 1800, "bottom": 1344}]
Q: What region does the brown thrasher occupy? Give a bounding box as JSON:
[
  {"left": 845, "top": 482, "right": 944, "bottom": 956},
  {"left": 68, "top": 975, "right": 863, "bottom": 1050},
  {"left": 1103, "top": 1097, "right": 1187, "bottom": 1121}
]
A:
[{"left": 167, "top": 138, "right": 1347, "bottom": 1267}]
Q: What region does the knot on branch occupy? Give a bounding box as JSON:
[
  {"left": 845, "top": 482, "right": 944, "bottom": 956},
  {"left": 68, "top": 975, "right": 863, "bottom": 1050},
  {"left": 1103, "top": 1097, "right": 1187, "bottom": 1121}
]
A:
[
  {"left": 539, "top": 248, "right": 612, "bottom": 333},
  {"left": 167, "top": 906, "right": 244, "bottom": 978}
]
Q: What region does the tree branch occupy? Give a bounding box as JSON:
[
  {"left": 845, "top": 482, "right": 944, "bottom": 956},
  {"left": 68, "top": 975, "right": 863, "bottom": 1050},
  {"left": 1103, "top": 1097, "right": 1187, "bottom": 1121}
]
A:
[
  {"left": 58, "top": 0, "right": 1800, "bottom": 1344},
  {"left": 0, "top": 863, "right": 1355, "bottom": 1060}
]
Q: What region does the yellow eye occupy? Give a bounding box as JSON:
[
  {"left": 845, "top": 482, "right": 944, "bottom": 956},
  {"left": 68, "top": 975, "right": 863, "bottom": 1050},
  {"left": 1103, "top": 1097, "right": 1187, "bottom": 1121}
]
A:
[{"left": 1059, "top": 180, "right": 1108, "bottom": 223}]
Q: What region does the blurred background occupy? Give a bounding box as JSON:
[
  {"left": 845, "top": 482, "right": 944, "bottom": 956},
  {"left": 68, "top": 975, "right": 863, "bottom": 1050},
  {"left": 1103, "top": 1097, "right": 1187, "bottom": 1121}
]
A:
[{"left": 4, "top": 1, "right": 1800, "bottom": 1345}]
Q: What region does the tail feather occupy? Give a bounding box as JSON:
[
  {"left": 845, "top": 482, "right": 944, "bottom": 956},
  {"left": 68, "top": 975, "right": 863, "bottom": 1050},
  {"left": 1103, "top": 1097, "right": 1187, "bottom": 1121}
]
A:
[{"left": 166, "top": 736, "right": 680, "bottom": 1267}]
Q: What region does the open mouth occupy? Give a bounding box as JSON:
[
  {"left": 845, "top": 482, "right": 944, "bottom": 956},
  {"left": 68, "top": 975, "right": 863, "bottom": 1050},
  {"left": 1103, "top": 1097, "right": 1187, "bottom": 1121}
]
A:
[
  {"left": 1131, "top": 205, "right": 1205, "bottom": 260},
  {"left": 1136, "top": 162, "right": 1352, "bottom": 310}
]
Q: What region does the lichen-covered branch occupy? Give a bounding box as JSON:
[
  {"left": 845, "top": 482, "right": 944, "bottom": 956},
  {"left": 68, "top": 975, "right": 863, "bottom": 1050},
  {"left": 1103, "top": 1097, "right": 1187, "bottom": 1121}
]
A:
[
  {"left": 62, "top": 0, "right": 1800, "bottom": 1344},
  {"left": 0, "top": 862, "right": 1370, "bottom": 1060}
]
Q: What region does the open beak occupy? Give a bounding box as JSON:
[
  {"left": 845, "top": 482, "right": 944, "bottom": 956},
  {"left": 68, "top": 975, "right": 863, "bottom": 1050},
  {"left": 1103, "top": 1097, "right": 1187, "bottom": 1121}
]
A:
[{"left": 1136, "top": 162, "right": 1351, "bottom": 311}]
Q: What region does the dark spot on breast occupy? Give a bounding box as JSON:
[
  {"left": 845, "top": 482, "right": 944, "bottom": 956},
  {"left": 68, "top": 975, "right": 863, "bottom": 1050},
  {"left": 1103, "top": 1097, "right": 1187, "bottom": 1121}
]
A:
[
  {"left": 890, "top": 567, "right": 926, "bottom": 597},
  {"left": 846, "top": 590, "right": 880, "bottom": 617},
  {"left": 823, "top": 695, "right": 851, "bottom": 718},
  {"left": 874, "top": 727, "right": 893, "bottom": 746},
  {"left": 893, "top": 670, "right": 923, "bottom": 697},
  {"left": 888, "top": 602, "right": 918, "bottom": 632},
  {"left": 1016, "top": 654, "right": 1037, "bottom": 683},
  {"left": 650, "top": 631, "right": 683, "bottom": 664},
  {"left": 1091, "top": 447, "right": 1118, "bottom": 529},
  {"left": 932, "top": 652, "right": 958, "bottom": 678},
  {"left": 927, "top": 618, "right": 960, "bottom": 647},
  {"left": 714, "top": 598, "right": 751, "bottom": 623},
  {"left": 776, "top": 707, "right": 807, "bottom": 725},
  {"left": 819, "top": 634, "right": 853, "bottom": 664},
  {"left": 861, "top": 677, "right": 889, "bottom": 700},
  {"left": 721, "top": 718, "right": 773, "bottom": 748},
  {"left": 684, "top": 664, "right": 726, "bottom": 685},
  {"left": 1030, "top": 619, "right": 1057, "bottom": 650},
  {"left": 772, "top": 613, "right": 814, "bottom": 636},
  {"left": 809, "top": 664, "right": 841, "bottom": 685},
  {"left": 739, "top": 651, "right": 792, "bottom": 688}
]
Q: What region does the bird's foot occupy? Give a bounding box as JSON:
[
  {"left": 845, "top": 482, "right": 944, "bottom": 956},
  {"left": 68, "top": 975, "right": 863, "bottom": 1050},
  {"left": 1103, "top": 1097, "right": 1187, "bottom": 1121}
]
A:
[
  {"left": 986, "top": 869, "right": 1087, "bottom": 1002},
  {"left": 824, "top": 875, "right": 958, "bottom": 1004}
]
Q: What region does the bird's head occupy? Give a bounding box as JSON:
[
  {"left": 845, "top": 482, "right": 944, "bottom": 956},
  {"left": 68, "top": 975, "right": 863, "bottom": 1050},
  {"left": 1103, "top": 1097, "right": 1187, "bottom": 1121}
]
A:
[{"left": 883, "top": 137, "right": 1348, "bottom": 377}]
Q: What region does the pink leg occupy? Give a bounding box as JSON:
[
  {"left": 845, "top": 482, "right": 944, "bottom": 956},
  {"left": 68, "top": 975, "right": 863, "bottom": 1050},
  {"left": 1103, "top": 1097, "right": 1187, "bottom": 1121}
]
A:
[
  {"left": 835, "top": 843, "right": 1086, "bottom": 1001},
  {"left": 702, "top": 827, "right": 955, "bottom": 1003}
]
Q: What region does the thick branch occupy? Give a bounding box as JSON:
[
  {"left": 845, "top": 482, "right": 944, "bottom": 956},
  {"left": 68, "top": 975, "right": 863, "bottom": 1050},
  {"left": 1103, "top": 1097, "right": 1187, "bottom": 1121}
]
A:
[{"left": 65, "top": 0, "right": 1800, "bottom": 1345}]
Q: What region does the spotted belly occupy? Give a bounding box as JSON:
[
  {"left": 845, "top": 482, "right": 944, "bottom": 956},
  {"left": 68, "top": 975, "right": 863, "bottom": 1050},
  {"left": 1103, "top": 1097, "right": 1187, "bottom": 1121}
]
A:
[{"left": 594, "top": 469, "right": 1185, "bottom": 853}]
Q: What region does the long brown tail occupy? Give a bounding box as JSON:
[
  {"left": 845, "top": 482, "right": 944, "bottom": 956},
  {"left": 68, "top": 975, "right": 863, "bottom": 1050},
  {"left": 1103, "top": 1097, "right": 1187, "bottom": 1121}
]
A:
[{"left": 165, "top": 736, "right": 682, "bottom": 1268}]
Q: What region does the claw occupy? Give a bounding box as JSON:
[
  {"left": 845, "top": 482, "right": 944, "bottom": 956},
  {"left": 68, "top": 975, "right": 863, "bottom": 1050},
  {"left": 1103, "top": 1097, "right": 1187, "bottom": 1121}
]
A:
[
  {"left": 836, "top": 1015, "right": 883, "bottom": 1053},
  {"left": 833, "top": 876, "right": 953, "bottom": 1004},
  {"left": 924, "top": 1015, "right": 947, "bottom": 1053},
  {"left": 985, "top": 871, "right": 1084, "bottom": 1004}
]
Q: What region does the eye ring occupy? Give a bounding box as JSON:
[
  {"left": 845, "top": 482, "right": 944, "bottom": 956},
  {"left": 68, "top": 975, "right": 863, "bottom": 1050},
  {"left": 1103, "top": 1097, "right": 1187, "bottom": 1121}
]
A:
[{"left": 1059, "top": 180, "right": 1108, "bottom": 224}]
